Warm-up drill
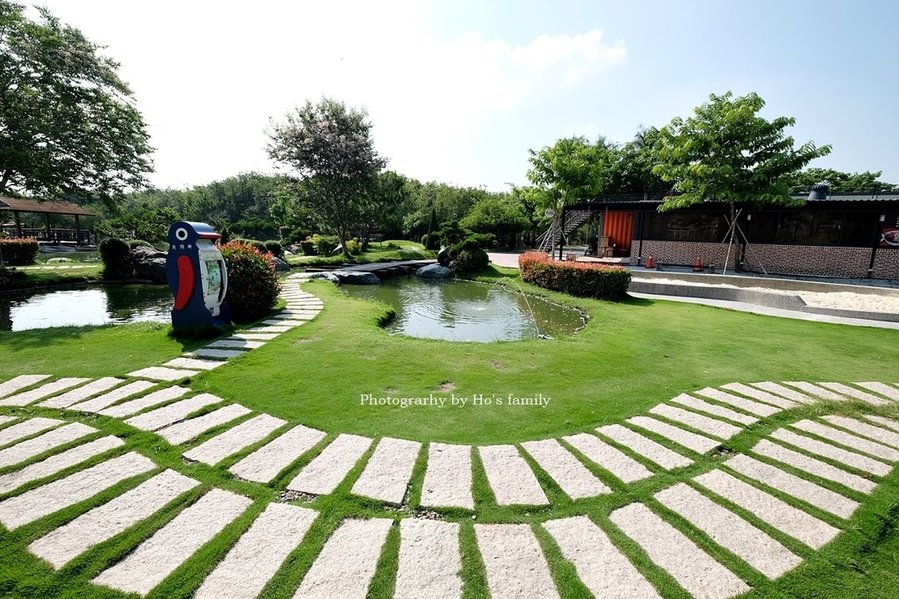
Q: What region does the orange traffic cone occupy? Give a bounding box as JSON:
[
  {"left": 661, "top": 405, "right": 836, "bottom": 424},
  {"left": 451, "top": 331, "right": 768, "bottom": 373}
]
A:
[
  {"left": 693, "top": 257, "right": 703, "bottom": 272},
  {"left": 645, "top": 256, "right": 654, "bottom": 269}
]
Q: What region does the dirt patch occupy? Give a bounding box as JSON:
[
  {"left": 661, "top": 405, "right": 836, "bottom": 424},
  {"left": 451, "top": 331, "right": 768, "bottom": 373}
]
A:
[
  {"left": 436, "top": 381, "right": 455, "bottom": 392},
  {"left": 490, "top": 360, "right": 502, "bottom": 370}
]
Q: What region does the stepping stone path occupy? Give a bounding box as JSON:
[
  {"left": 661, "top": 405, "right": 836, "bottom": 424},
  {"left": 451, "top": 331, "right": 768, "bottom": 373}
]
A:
[
  {"left": 287, "top": 433, "right": 372, "bottom": 496},
  {"left": 791, "top": 419, "right": 899, "bottom": 461},
  {"left": 0, "top": 422, "right": 96, "bottom": 468},
  {"left": 771, "top": 427, "right": 892, "bottom": 476},
  {"left": 648, "top": 404, "right": 743, "bottom": 440},
  {"left": 421, "top": 442, "right": 473, "bottom": 509},
  {"left": 229, "top": 424, "right": 326, "bottom": 483},
  {"left": 670, "top": 392, "right": 758, "bottom": 426},
  {"left": 164, "top": 356, "right": 226, "bottom": 370},
  {"left": 0, "top": 374, "right": 50, "bottom": 398},
  {"left": 521, "top": 438, "right": 610, "bottom": 499},
  {"left": 351, "top": 436, "right": 421, "bottom": 504},
  {"left": 0, "top": 436, "right": 125, "bottom": 494},
  {"left": 35, "top": 377, "right": 123, "bottom": 408},
  {"left": 158, "top": 403, "right": 252, "bottom": 445},
  {"left": 856, "top": 382, "right": 899, "bottom": 401},
  {"left": 128, "top": 366, "right": 199, "bottom": 381},
  {"left": 694, "top": 387, "right": 781, "bottom": 417},
  {"left": 98, "top": 385, "right": 190, "bottom": 417},
  {"left": 749, "top": 381, "right": 815, "bottom": 404},
  {"left": 626, "top": 415, "right": 720, "bottom": 454},
  {"left": 475, "top": 523, "right": 559, "bottom": 598},
  {"left": 183, "top": 413, "right": 286, "bottom": 465},
  {"left": 562, "top": 432, "right": 653, "bottom": 483},
  {"left": 394, "top": 519, "right": 462, "bottom": 599},
  {"left": 479, "top": 444, "right": 548, "bottom": 505},
  {"left": 596, "top": 423, "right": 693, "bottom": 470},
  {"left": 125, "top": 393, "right": 224, "bottom": 431},
  {"left": 752, "top": 438, "right": 877, "bottom": 494},
  {"left": 0, "top": 377, "right": 90, "bottom": 407},
  {"left": 64, "top": 380, "right": 157, "bottom": 412},
  {"left": 0, "top": 417, "right": 63, "bottom": 447}
]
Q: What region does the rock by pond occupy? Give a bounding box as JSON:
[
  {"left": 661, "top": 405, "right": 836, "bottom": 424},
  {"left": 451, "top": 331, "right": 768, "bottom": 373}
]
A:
[{"left": 416, "top": 264, "right": 453, "bottom": 279}]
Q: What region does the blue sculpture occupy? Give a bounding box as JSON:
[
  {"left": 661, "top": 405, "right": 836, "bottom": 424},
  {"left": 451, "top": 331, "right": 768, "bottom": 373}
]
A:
[{"left": 165, "top": 221, "right": 229, "bottom": 328}]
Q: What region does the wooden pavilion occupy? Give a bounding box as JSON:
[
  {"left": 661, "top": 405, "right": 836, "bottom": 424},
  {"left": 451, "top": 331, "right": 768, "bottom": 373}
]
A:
[{"left": 0, "top": 196, "right": 97, "bottom": 246}]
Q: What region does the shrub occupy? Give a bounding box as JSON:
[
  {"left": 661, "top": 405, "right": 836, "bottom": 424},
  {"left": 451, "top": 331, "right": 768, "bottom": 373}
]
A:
[
  {"left": 519, "top": 252, "right": 631, "bottom": 301},
  {"left": 99, "top": 237, "right": 133, "bottom": 279},
  {"left": 420, "top": 233, "right": 440, "bottom": 250},
  {"left": 0, "top": 238, "right": 39, "bottom": 265},
  {"left": 300, "top": 238, "right": 316, "bottom": 256},
  {"left": 128, "top": 239, "right": 153, "bottom": 249},
  {"left": 449, "top": 247, "right": 488, "bottom": 273},
  {"left": 311, "top": 234, "right": 340, "bottom": 256},
  {"left": 345, "top": 238, "right": 362, "bottom": 255},
  {"left": 232, "top": 238, "right": 267, "bottom": 254},
  {"left": 263, "top": 240, "right": 284, "bottom": 258},
  {"left": 220, "top": 241, "right": 281, "bottom": 322}
]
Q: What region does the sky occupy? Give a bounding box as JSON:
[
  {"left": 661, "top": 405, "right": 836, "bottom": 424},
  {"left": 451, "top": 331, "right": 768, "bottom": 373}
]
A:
[{"left": 28, "top": 0, "right": 899, "bottom": 191}]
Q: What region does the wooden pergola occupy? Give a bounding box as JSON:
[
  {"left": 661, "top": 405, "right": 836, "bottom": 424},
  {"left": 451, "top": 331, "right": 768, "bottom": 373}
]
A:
[{"left": 0, "top": 196, "right": 98, "bottom": 245}]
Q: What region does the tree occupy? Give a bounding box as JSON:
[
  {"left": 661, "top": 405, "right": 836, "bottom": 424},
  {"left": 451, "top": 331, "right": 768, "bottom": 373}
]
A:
[
  {"left": 526, "top": 136, "right": 617, "bottom": 213},
  {"left": 460, "top": 194, "right": 529, "bottom": 247},
  {"left": 267, "top": 98, "right": 386, "bottom": 257},
  {"left": 787, "top": 168, "right": 897, "bottom": 193},
  {"left": 0, "top": 1, "right": 153, "bottom": 203}
]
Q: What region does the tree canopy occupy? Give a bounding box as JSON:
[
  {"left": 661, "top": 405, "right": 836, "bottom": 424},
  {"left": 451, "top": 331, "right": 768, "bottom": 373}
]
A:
[
  {"left": 787, "top": 168, "right": 898, "bottom": 194},
  {"left": 0, "top": 1, "right": 152, "bottom": 204},
  {"left": 526, "top": 136, "right": 615, "bottom": 211}
]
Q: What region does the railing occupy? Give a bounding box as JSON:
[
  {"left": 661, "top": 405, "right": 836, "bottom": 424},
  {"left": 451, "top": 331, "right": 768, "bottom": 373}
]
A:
[{"left": 0, "top": 226, "right": 93, "bottom": 244}]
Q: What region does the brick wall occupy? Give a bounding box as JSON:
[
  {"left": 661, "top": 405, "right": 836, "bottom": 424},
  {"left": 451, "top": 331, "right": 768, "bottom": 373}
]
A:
[{"left": 631, "top": 240, "right": 899, "bottom": 279}]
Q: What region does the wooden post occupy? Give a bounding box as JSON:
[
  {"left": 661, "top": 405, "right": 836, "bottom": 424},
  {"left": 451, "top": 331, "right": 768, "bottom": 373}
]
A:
[
  {"left": 14, "top": 211, "right": 22, "bottom": 237},
  {"left": 74, "top": 214, "right": 81, "bottom": 245},
  {"left": 45, "top": 213, "right": 52, "bottom": 242}
]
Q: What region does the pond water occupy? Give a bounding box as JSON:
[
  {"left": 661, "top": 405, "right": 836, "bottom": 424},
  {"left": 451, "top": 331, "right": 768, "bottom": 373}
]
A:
[
  {"left": 0, "top": 285, "right": 172, "bottom": 332},
  {"left": 341, "top": 277, "right": 584, "bottom": 342}
]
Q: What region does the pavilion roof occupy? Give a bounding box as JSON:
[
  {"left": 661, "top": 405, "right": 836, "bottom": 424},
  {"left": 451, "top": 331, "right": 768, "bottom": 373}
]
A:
[{"left": 0, "top": 196, "right": 97, "bottom": 217}]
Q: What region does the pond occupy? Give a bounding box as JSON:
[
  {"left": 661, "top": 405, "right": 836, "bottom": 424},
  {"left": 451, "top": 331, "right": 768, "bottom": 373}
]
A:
[
  {"left": 341, "top": 276, "right": 584, "bottom": 342},
  {"left": 0, "top": 285, "right": 172, "bottom": 332}
]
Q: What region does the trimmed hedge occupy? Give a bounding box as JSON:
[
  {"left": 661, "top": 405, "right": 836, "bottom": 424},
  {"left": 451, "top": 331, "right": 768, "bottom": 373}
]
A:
[
  {"left": 0, "top": 238, "right": 39, "bottom": 265},
  {"left": 519, "top": 252, "right": 631, "bottom": 300},
  {"left": 221, "top": 241, "right": 281, "bottom": 322}
]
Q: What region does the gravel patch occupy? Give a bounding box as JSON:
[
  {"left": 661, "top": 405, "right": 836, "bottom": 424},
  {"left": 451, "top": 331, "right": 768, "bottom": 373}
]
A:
[
  {"left": 863, "top": 414, "right": 899, "bottom": 434},
  {"left": 694, "top": 469, "right": 839, "bottom": 549},
  {"left": 92, "top": 488, "right": 252, "bottom": 597},
  {"left": 791, "top": 420, "right": 899, "bottom": 461},
  {"left": 562, "top": 432, "right": 653, "bottom": 483},
  {"left": 543, "top": 515, "right": 660, "bottom": 598},
  {"left": 609, "top": 502, "right": 749, "bottom": 599},
  {"left": 626, "top": 416, "right": 719, "bottom": 454},
  {"left": 0, "top": 417, "right": 63, "bottom": 447},
  {"left": 351, "top": 437, "right": 422, "bottom": 505},
  {"left": 475, "top": 523, "right": 559, "bottom": 599},
  {"left": 229, "top": 424, "right": 326, "bottom": 484},
  {"left": 821, "top": 415, "right": 899, "bottom": 449},
  {"left": 127, "top": 366, "right": 199, "bottom": 381},
  {"left": 749, "top": 381, "right": 815, "bottom": 404},
  {"left": 694, "top": 387, "right": 780, "bottom": 417},
  {"left": 29, "top": 469, "right": 199, "bottom": 568},
  {"left": 35, "top": 378, "right": 124, "bottom": 409},
  {"left": 99, "top": 386, "right": 190, "bottom": 418},
  {"left": 195, "top": 503, "right": 318, "bottom": 599},
  {"left": 0, "top": 375, "right": 50, "bottom": 398},
  {"left": 125, "top": 393, "right": 224, "bottom": 431},
  {"left": 725, "top": 454, "right": 859, "bottom": 519},
  {"left": 782, "top": 382, "right": 849, "bottom": 402},
  {"left": 670, "top": 394, "right": 758, "bottom": 426},
  {"left": 649, "top": 404, "right": 743, "bottom": 440},
  {"left": 0, "top": 422, "right": 96, "bottom": 468},
  {"left": 65, "top": 381, "right": 157, "bottom": 413},
  {"left": 230, "top": 332, "right": 278, "bottom": 341},
  {"left": 818, "top": 382, "right": 890, "bottom": 406},
  {"left": 0, "top": 436, "right": 124, "bottom": 494},
  {"left": 855, "top": 382, "right": 899, "bottom": 401},
  {"left": 395, "top": 519, "right": 462, "bottom": 599},
  {"left": 655, "top": 483, "right": 802, "bottom": 579},
  {"left": 293, "top": 518, "right": 392, "bottom": 599},
  {"left": 752, "top": 439, "right": 877, "bottom": 494},
  {"left": 478, "top": 445, "right": 548, "bottom": 506},
  {"left": 720, "top": 382, "right": 802, "bottom": 409},
  {"left": 0, "top": 377, "right": 91, "bottom": 407},
  {"left": 164, "top": 357, "right": 227, "bottom": 371},
  {"left": 0, "top": 452, "right": 155, "bottom": 530},
  {"left": 206, "top": 339, "right": 265, "bottom": 350},
  {"left": 420, "top": 443, "right": 473, "bottom": 509},
  {"left": 596, "top": 424, "right": 693, "bottom": 470},
  {"left": 770, "top": 428, "right": 891, "bottom": 476},
  {"left": 521, "top": 438, "right": 610, "bottom": 499},
  {"left": 286, "top": 433, "right": 373, "bottom": 496},
  {"left": 157, "top": 404, "right": 252, "bottom": 445},
  {"left": 183, "top": 414, "right": 286, "bottom": 465}
]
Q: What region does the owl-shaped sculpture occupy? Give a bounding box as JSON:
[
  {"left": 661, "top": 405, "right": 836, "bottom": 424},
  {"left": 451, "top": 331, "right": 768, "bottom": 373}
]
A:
[{"left": 165, "top": 221, "right": 229, "bottom": 328}]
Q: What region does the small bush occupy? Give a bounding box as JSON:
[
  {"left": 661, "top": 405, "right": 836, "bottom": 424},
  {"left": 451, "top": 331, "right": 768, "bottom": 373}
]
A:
[
  {"left": 518, "top": 252, "right": 631, "bottom": 300},
  {"left": 449, "top": 247, "right": 488, "bottom": 273},
  {"left": 263, "top": 240, "right": 284, "bottom": 258},
  {"left": 300, "top": 238, "right": 316, "bottom": 256},
  {"left": 232, "top": 238, "right": 267, "bottom": 254},
  {"left": 220, "top": 241, "right": 281, "bottom": 322},
  {"left": 128, "top": 239, "right": 153, "bottom": 249},
  {"left": 0, "top": 238, "right": 39, "bottom": 265},
  {"left": 99, "top": 237, "right": 133, "bottom": 279},
  {"left": 420, "top": 233, "right": 440, "bottom": 250},
  {"left": 346, "top": 238, "right": 362, "bottom": 255},
  {"left": 311, "top": 234, "right": 340, "bottom": 256}
]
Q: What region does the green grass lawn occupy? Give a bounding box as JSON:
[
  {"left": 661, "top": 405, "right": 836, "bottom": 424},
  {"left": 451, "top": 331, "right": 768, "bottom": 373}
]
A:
[{"left": 285, "top": 240, "right": 434, "bottom": 267}]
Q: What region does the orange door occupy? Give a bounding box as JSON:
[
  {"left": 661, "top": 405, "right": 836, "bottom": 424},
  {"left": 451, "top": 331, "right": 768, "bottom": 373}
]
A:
[{"left": 603, "top": 211, "right": 634, "bottom": 256}]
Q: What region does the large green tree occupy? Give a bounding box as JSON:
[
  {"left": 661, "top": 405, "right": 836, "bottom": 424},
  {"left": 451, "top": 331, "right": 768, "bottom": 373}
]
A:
[
  {"left": 526, "top": 136, "right": 616, "bottom": 212},
  {"left": 788, "top": 168, "right": 897, "bottom": 193},
  {"left": 267, "top": 98, "right": 386, "bottom": 257},
  {"left": 0, "top": 1, "right": 152, "bottom": 203}
]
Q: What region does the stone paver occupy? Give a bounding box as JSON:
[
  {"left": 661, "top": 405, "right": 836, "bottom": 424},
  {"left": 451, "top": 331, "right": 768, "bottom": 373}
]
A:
[
  {"left": 206, "top": 339, "right": 265, "bottom": 350},
  {"left": 92, "top": 488, "right": 252, "bottom": 597},
  {"left": 821, "top": 415, "right": 899, "bottom": 449},
  {"left": 655, "top": 483, "right": 802, "bottom": 579},
  {"left": 749, "top": 381, "right": 815, "bottom": 404},
  {"left": 648, "top": 404, "right": 743, "bottom": 440},
  {"left": 229, "top": 424, "right": 326, "bottom": 484},
  {"left": 626, "top": 416, "right": 720, "bottom": 454},
  {"left": 563, "top": 432, "right": 653, "bottom": 483},
  {"left": 596, "top": 424, "right": 693, "bottom": 470},
  {"left": 475, "top": 523, "right": 559, "bottom": 599},
  {"left": 610, "top": 502, "right": 749, "bottom": 599},
  {"left": 479, "top": 444, "right": 548, "bottom": 505},
  {"left": 247, "top": 325, "right": 293, "bottom": 333},
  {"left": 0, "top": 417, "right": 63, "bottom": 447},
  {"left": 543, "top": 515, "right": 660, "bottom": 598},
  {"left": 725, "top": 454, "right": 860, "bottom": 519},
  {"left": 770, "top": 428, "right": 891, "bottom": 476},
  {"left": 863, "top": 414, "right": 899, "bottom": 434},
  {"left": 0, "top": 422, "right": 96, "bottom": 468},
  {"left": 0, "top": 415, "right": 14, "bottom": 428},
  {"left": 183, "top": 413, "right": 287, "bottom": 465},
  {"left": 164, "top": 357, "right": 226, "bottom": 371},
  {"left": 286, "top": 433, "right": 373, "bottom": 496},
  {"left": 351, "top": 437, "right": 421, "bottom": 505},
  {"left": 0, "top": 452, "right": 155, "bottom": 530},
  {"left": 35, "top": 377, "right": 124, "bottom": 409},
  {"left": 791, "top": 419, "right": 899, "bottom": 461},
  {"left": 0, "top": 375, "right": 50, "bottom": 398},
  {"left": 420, "top": 443, "right": 473, "bottom": 509},
  {"left": 521, "top": 438, "right": 610, "bottom": 499},
  {"left": 671, "top": 393, "right": 758, "bottom": 426},
  {"left": 694, "top": 387, "right": 780, "bottom": 417},
  {"left": 0, "top": 436, "right": 125, "bottom": 494},
  {"left": 157, "top": 404, "right": 252, "bottom": 445},
  {"left": 783, "top": 381, "right": 848, "bottom": 402},
  {"left": 230, "top": 332, "right": 278, "bottom": 341},
  {"left": 0, "top": 377, "right": 91, "bottom": 406},
  {"left": 261, "top": 318, "right": 305, "bottom": 325},
  {"left": 195, "top": 503, "right": 318, "bottom": 599},
  {"left": 65, "top": 380, "right": 157, "bottom": 413},
  {"left": 752, "top": 439, "right": 876, "bottom": 494},
  {"left": 694, "top": 469, "right": 839, "bottom": 549},
  {"left": 817, "top": 382, "right": 890, "bottom": 406},
  {"left": 720, "top": 382, "right": 801, "bottom": 409},
  {"left": 293, "top": 518, "right": 392, "bottom": 599},
  {"left": 124, "top": 393, "right": 224, "bottom": 431},
  {"left": 128, "top": 366, "right": 199, "bottom": 381},
  {"left": 395, "top": 519, "right": 462, "bottom": 599},
  {"left": 29, "top": 469, "right": 200, "bottom": 568},
  {"left": 99, "top": 386, "right": 191, "bottom": 418},
  {"left": 190, "top": 348, "right": 247, "bottom": 360},
  {"left": 855, "top": 382, "right": 899, "bottom": 401}
]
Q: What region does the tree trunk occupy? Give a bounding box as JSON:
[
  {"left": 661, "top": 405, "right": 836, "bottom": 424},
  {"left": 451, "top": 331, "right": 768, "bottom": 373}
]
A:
[{"left": 729, "top": 202, "right": 742, "bottom": 272}]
